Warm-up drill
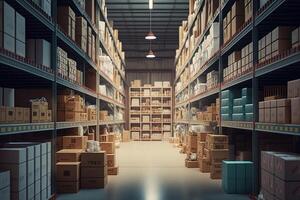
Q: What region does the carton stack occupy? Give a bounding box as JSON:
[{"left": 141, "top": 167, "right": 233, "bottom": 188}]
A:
[
  {"left": 197, "top": 133, "right": 210, "bottom": 173},
  {"left": 30, "top": 98, "right": 52, "bottom": 123},
  {"left": 57, "top": 47, "right": 69, "bottom": 77},
  {"left": 68, "top": 58, "right": 77, "bottom": 82},
  {"left": 81, "top": 152, "right": 107, "bottom": 188},
  {"left": 122, "top": 130, "right": 131, "bottom": 142},
  {"left": 27, "top": 39, "right": 51, "bottom": 68},
  {"left": 244, "top": 0, "right": 252, "bottom": 22},
  {"left": 291, "top": 26, "right": 300, "bottom": 48},
  {"left": 185, "top": 134, "right": 198, "bottom": 168},
  {"left": 206, "top": 70, "right": 219, "bottom": 90},
  {"left": 232, "top": 88, "right": 252, "bottom": 121},
  {"left": 75, "top": 17, "right": 87, "bottom": 52},
  {"left": 0, "top": 171, "right": 10, "bottom": 200},
  {"left": 258, "top": 26, "right": 291, "bottom": 63},
  {"left": 87, "top": 27, "right": 92, "bottom": 58},
  {"left": 221, "top": 90, "right": 235, "bottom": 121},
  {"left": 261, "top": 151, "right": 300, "bottom": 200},
  {"left": 206, "top": 134, "right": 229, "bottom": 179},
  {"left": 100, "top": 134, "right": 119, "bottom": 175},
  {"left": 288, "top": 79, "right": 300, "bottom": 124},
  {"left": 58, "top": 6, "right": 76, "bottom": 41},
  {"left": 57, "top": 95, "right": 88, "bottom": 122},
  {"left": 87, "top": 105, "right": 96, "bottom": 121}
]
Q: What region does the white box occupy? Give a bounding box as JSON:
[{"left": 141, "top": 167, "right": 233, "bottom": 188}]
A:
[
  {"left": 36, "top": 39, "right": 51, "bottom": 68},
  {"left": 131, "top": 98, "right": 139, "bottom": 106},
  {"left": 11, "top": 188, "right": 26, "bottom": 200},
  {"left": 41, "top": 175, "right": 47, "bottom": 190},
  {"left": 131, "top": 132, "right": 140, "bottom": 140},
  {"left": 0, "top": 171, "right": 10, "bottom": 189},
  {"left": 40, "top": 143, "right": 47, "bottom": 156},
  {"left": 0, "top": 162, "right": 26, "bottom": 192},
  {"left": 3, "top": 88, "right": 14, "bottom": 107},
  {"left": 99, "top": 85, "right": 106, "bottom": 95},
  {"left": 28, "top": 183, "right": 35, "bottom": 200},
  {"left": 35, "top": 179, "right": 41, "bottom": 195},
  {"left": 41, "top": 0, "right": 51, "bottom": 16},
  {"left": 16, "top": 12, "right": 25, "bottom": 42},
  {"left": 0, "top": 186, "right": 10, "bottom": 200},
  {"left": 163, "top": 81, "right": 170, "bottom": 87},
  {"left": 154, "top": 81, "right": 163, "bottom": 87}
]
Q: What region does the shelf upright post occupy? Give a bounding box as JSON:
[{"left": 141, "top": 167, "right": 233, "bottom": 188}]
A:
[
  {"left": 218, "top": 0, "right": 223, "bottom": 134},
  {"left": 252, "top": 0, "right": 260, "bottom": 195},
  {"left": 96, "top": 13, "right": 100, "bottom": 142},
  {"left": 51, "top": 0, "right": 58, "bottom": 195}
]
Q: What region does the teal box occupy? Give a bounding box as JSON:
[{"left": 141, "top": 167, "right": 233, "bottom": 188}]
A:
[
  {"left": 242, "top": 95, "right": 252, "bottom": 104},
  {"left": 245, "top": 113, "right": 253, "bottom": 121},
  {"left": 221, "top": 90, "right": 230, "bottom": 99},
  {"left": 232, "top": 113, "right": 244, "bottom": 121},
  {"left": 221, "top": 98, "right": 233, "bottom": 107},
  {"left": 245, "top": 104, "right": 253, "bottom": 113},
  {"left": 233, "top": 105, "right": 244, "bottom": 114},
  {"left": 242, "top": 88, "right": 252, "bottom": 97},
  {"left": 221, "top": 89, "right": 239, "bottom": 99},
  {"left": 221, "top": 114, "right": 232, "bottom": 121},
  {"left": 233, "top": 98, "right": 243, "bottom": 106},
  {"left": 221, "top": 106, "right": 233, "bottom": 114},
  {"left": 222, "top": 161, "right": 253, "bottom": 194}
]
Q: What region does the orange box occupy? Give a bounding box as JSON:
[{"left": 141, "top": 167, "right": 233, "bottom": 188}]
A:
[
  {"left": 56, "top": 149, "right": 83, "bottom": 162},
  {"left": 15, "top": 107, "right": 24, "bottom": 122},
  {"left": 56, "top": 162, "right": 80, "bottom": 181},
  {"left": 107, "top": 134, "right": 115, "bottom": 142},
  {"left": 81, "top": 152, "right": 106, "bottom": 167},
  {"left": 65, "top": 112, "right": 81, "bottom": 122},
  {"left": 63, "top": 136, "right": 88, "bottom": 149},
  {"left": 100, "top": 142, "right": 115, "bottom": 154},
  {"left": 5, "top": 107, "right": 15, "bottom": 123},
  {"left": 108, "top": 166, "right": 119, "bottom": 175},
  {"left": 107, "top": 154, "right": 115, "bottom": 167}
]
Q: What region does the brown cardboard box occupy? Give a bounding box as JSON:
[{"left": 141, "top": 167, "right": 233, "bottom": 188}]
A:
[
  {"left": 207, "top": 134, "right": 228, "bottom": 144},
  {"left": 277, "top": 99, "right": 291, "bottom": 124},
  {"left": 100, "top": 135, "right": 107, "bottom": 142},
  {"left": 0, "top": 106, "right": 5, "bottom": 122},
  {"left": 187, "top": 135, "right": 198, "bottom": 153},
  {"left": 56, "top": 149, "right": 83, "bottom": 162},
  {"left": 270, "top": 100, "right": 277, "bottom": 123},
  {"left": 231, "top": 16, "right": 244, "bottom": 36},
  {"left": 197, "top": 142, "right": 206, "bottom": 158},
  {"left": 210, "top": 163, "right": 222, "bottom": 179},
  {"left": 108, "top": 166, "right": 119, "bottom": 175},
  {"left": 210, "top": 149, "right": 229, "bottom": 164},
  {"left": 63, "top": 136, "right": 88, "bottom": 149},
  {"left": 100, "top": 142, "right": 115, "bottom": 154},
  {"left": 288, "top": 79, "right": 300, "bottom": 98},
  {"left": 261, "top": 169, "right": 275, "bottom": 194},
  {"left": 65, "top": 101, "right": 84, "bottom": 112},
  {"left": 199, "top": 159, "right": 210, "bottom": 173},
  {"left": 23, "top": 108, "right": 30, "bottom": 123},
  {"left": 57, "top": 6, "right": 76, "bottom": 41},
  {"left": 31, "top": 101, "right": 48, "bottom": 112},
  {"left": 291, "top": 97, "right": 300, "bottom": 124},
  {"left": 87, "top": 133, "right": 95, "bottom": 141},
  {"left": 208, "top": 143, "right": 229, "bottom": 150},
  {"left": 81, "top": 166, "right": 107, "bottom": 178},
  {"left": 15, "top": 107, "right": 24, "bottom": 122},
  {"left": 122, "top": 130, "right": 130, "bottom": 142},
  {"left": 80, "top": 177, "right": 107, "bottom": 189},
  {"left": 47, "top": 110, "right": 52, "bottom": 122},
  {"left": 5, "top": 107, "right": 15, "bottom": 122},
  {"left": 65, "top": 111, "right": 81, "bottom": 122},
  {"left": 185, "top": 160, "right": 198, "bottom": 168},
  {"left": 274, "top": 155, "right": 300, "bottom": 181},
  {"left": 107, "top": 134, "right": 115, "bottom": 142},
  {"left": 56, "top": 162, "right": 80, "bottom": 181},
  {"left": 197, "top": 133, "right": 208, "bottom": 142},
  {"left": 107, "top": 154, "right": 115, "bottom": 167},
  {"left": 81, "top": 152, "right": 106, "bottom": 167},
  {"left": 264, "top": 101, "right": 271, "bottom": 123},
  {"left": 56, "top": 181, "right": 79, "bottom": 193},
  {"left": 274, "top": 176, "right": 300, "bottom": 200},
  {"left": 100, "top": 111, "right": 108, "bottom": 121}
]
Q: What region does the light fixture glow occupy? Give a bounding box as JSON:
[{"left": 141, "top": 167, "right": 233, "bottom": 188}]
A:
[
  {"left": 146, "top": 50, "right": 155, "bottom": 58},
  {"left": 145, "top": 31, "right": 156, "bottom": 40},
  {"left": 149, "top": 0, "right": 153, "bottom": 9}
]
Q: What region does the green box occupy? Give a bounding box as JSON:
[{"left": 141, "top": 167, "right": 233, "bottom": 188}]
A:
[
  {"left": 233, "top": 98, "right": 244, "bottom": 106},
  {"left": 242, "top": 95, "right": 252, "bottom": 104},
  {"left": 245, "top": 113, "right": 253, "bottom": 121},
  {"left": 221, "top": 114, "right": 232, "bottom": 121},
  {"left": 232, "top": 113, "right": 245, "bottom": 121},
  {"left": 242, "top": 88, "right": 252, "bottom": 97},
  {"left": 233, "top": 105, "right": 244, "bottom": 114},
  {"left": 245, "top": 104, "right": 253, "bottom": 113},
  {"left": 221, "top": 106, "right": 233, "bottom": 114},
  {"left": 221, "top": 89, "right": 239, "bottom": 99},
  {"left": 221, "top": 98, "right": 233, "bottom": 107}
]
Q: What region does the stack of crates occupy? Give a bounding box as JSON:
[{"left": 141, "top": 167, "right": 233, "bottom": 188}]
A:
[
  {"left": 232, "top": 88, "right": 252, "bottom": 121},
  {"left": 221, "top": 90, "right": 235, "bottom": 121},
  {"left": 222, "top": 160, "right": 253, "bottom": 194}
]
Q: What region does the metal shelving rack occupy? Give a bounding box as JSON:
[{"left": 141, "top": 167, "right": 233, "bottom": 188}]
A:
[
  {"left": 0, "top": 0, "right": 128, "bottom": 196},
  {"left": 129, "top": 86, "right": 173, "bottom": 141},
  {"left": 174, "top": 0, "right": 300, "bottom": 195}
]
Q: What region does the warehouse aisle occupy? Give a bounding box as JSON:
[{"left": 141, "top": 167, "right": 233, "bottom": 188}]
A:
[{"left": 58, "top": 142, "right": 249, "bottom": 200}]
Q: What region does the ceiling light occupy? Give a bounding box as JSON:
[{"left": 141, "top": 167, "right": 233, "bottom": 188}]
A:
[
  {"left": 145, "top": 31, "right": 156, "bottom": 40},
  {"left": 149, "top": 0, "right": 153, "bottom": 9},
  {"left": 146, "top": 50, "right": 155, "bottom": 58}
]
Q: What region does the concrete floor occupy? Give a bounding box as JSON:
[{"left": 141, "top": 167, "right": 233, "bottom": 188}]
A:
[{"left": 58, "top": 141, "right": 249, "bottom": 200}]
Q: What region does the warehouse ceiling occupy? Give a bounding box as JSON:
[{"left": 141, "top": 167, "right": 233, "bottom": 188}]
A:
[{"left": 106, "top": 0, "right": 189, "bottom": 62}]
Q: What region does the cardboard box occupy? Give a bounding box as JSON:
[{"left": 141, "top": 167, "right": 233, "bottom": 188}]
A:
[
  {"left": 63, "top": 136, "right": 88, "bottom": 149},
  {"left": 81, "top": 166, "right": 107, "bottom": 178},
  {"left": 185, "top": 160, "right": 198, "bottom": 168},
  {"left": 274, "top": 176, "right": 300, "bottom": 200},
  {"left": 56, "top": 149, "right": 83, "bottom": 162},
  {"left": 277, "top": 99, "right": 291, "bottom": 124},
  {"left": 100, "top": 142, "right": 115, "bottom": 154},
  {"left": 56, "top": 162, "right": 80, "bottom": 181},
  {"left": 80, "top": 177, "right": 107, "bottom": 189},
  {"left": 107, "top": 154, "right": 115, "bottom": 167},
  {"left": 65, "top": 101, "right": 84, "bottom": 112},
  {"left": 122, "top": 131, "right": 130, "bottom": 142},
  {"left": 288, "top": 79, "right": 300, "bottom": 98},
  {"left": 5, "top": 107, "right": 15, "bottom": 122},
  {"left": 210, "top": 149, "right": 229, "bottom": 164},
  {"left": 56, "top": 181, "right": 79, "bottom": 193},
  {"left": 210, "top": 163, "right": 222, "bottom": 179},
  {"left": 81, "top": 152, "right": 106, "bottom": 167},
  {"left": 291, "top": 97, "right": 300, "bottom": 124},
  {"left": 199, "top": 160, "right": 210, "bottom": 173},
  {"left": 187, "top": 135, "right": 197, "bottom": 153},
  {"left": 65, "top": 111, "right": 81, "bottom": 122},
  {"left": 274, "top": 155, "right": 300, "bottom": 181},
  {"left": 108, "top": 166, "right": 118, "bottom": 175}
]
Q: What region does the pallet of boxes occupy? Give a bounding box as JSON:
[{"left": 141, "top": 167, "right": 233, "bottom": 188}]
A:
[
  {"left": 185, "top": 134, "right": 198, "bottom": 168},
  {"left": 204, "top": 134, "right": 229, "bottom": 179},
  {"left": 57, "top": 95, "right": 88, "bottom": 122},
  {"left": 198, "top": 132, "right": 210, "bottom": 173},
  {"left": 56, "top": 135, "right": 108, "bottom": 193},
  {"left": 99, "top": 133, "right": 119, "bottom": 175}
]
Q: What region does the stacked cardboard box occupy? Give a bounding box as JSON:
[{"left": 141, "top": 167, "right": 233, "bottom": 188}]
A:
[
  {"left": 0, "top": 171, "right": 10, "bottom": 200},
  {"left": 206, "top": 134, "right": 229, "bottom": 179},
  {"left": 122, "top": 130, "right": 131, "bottom": 142},
  {"left": 195, "top": 103, "right": 217, "bottom": 122},
  {"left": 185, "top": 134, "right": 198, "bottom": 168},
  {"left": 68, "top": 58, "right": 77, "bottom": 82},
  {"left": 99, "top": 141, "right": 118, "bottom": 175},
  {"left": 131, "top": 80, "right": 142, "bottom": 87},
  {"left": 258, "top": 26, "right": 291, "bottom": 63},
  {"left": 222, "top": 161, "right": 253, "bottom": 194},
  {"left": 75, "top": 17, "right": 87, "bottom": 52},
  {"left": 87, "top": 105, "right": 96, "bottom": 121},
  {"left": 0, "top": 1, "right": 26, "bottom": 57},
  {"left": 58, "top": 6, "right": 76, "bottom": 41},
  {"left": 207, "top": 71, "right": 219, "bottom": 89},
  {"left": 288, "top": 79, "right": 300, "bottom": 124},
  {"left": 30, "top": 98, "right": 52, "bottom": 123},
  {"left": 244, "top": 0, "right": 252, "bottom": 22},
  {"left": 261, "top": 151, "right": 300, "bottom": 200},
  {"left": 0, "top": 142, "right": 52, "bottom": 199},
  {"left": 223, "top": 0, "right": 245, "bottom": 43},
  {"left": 57, "top": 47, "right": 69, "bottom": 77},
  {"left": 27, "top": 39, "right": 51, "bottom": 68},
  {"left": 57, "top": 95, "right": 87, "bottom": 122},
  {"left": 291, "top": 26, "right": 300, "bottom": 48},
  {"left": 197, "top": 133, "right": 210, "bottom": 173}
]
